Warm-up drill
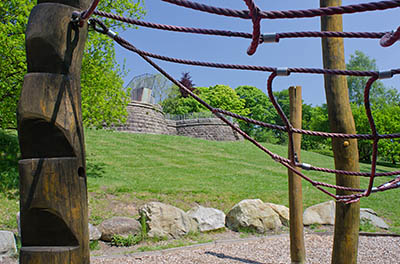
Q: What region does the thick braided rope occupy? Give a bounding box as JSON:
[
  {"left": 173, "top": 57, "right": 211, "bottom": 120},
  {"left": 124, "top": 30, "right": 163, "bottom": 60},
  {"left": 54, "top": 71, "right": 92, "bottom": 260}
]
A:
[
  {"left": 243, "top": 0, "right": 261, "bottom": 55},
  {"left": 93, "top": 10, "right": 387, "bottom": 41},
  {"left": 201, "top": 108, "right": 400, "bottom": 140},
  {"left": 88, "top": 18, "right": 400, "bottom": 202},
  {"left": 163, "top": 0, "right": 400, "bottom": 54},
  {"left": 90, "top": 40, "right": 390, "bottom": 76},
  {"left": 78, "top": 0, "right": 100, "bottom": 26},
  {"left": 363, "top": 76, "right": 380, "bottom": 197},
  {"left": 163, "top": 0, "right": 400, "bottom": 20},
  {"left": 276, "top": 31, "right": 385, "bottom": 40},
  {"left": 380, "top": 26, "right": 400, "bottom": 46},
  {"left": 93, "top": 10, "right": 253, "bottom": 38}
]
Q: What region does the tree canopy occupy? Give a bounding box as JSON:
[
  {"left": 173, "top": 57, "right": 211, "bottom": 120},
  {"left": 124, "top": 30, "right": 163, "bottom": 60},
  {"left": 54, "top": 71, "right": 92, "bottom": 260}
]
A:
[
  {"left": 0, "top": 0, "right": 35, "bottom": 128},
  {"left": 162, "top": 84, "right": 249, "bottom": 117},
  {"left": 347, "top": 50, "right": 400, "bottom": 107},
  {"left": 0, "top": 0, "right": 145, "bottom": 129},
  {"left": 235, "top": 85, "right": 278, "bottom": 142}
]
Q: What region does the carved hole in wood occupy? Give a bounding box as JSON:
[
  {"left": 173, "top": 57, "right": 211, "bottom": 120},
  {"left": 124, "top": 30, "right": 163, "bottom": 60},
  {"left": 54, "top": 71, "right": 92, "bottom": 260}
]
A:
[
  {"left": 78, "top": 167, "right": 85, "bottom": 178},
  {"left": 22, "top": 208, "right": 79, "bottom": 247},
  {"left": 19, "top": 118, "right": 75, "bottom": 159}
]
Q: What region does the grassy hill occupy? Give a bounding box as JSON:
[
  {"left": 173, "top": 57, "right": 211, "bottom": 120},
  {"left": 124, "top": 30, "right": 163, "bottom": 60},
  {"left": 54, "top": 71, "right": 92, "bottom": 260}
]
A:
[{"left": 1, "top": 129, "right": 399, "bottom": 233}]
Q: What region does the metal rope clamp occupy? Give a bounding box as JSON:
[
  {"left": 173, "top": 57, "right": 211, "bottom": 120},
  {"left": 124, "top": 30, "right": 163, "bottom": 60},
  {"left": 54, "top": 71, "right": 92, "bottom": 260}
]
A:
[
  {"left": 106, "top": 29, "right": 118, "bottom": 39},
  {"left": 262, "top": 33, "right": 278, "bottom": 43},
  {"left": 300, "top": 163, "right": 311, "bottom": 170},
  {"left": 378, "top": 70, "right": 393, "bottom": 79},
  {"left": 71, "top": 11, "right": 82, "bottom": 24},
  {"left": 276, "top": 67, "right": 290, "bottom": 76}
]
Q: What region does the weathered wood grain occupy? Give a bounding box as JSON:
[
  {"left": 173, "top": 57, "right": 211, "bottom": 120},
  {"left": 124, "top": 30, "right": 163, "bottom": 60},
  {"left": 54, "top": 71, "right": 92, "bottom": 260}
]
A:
[
  {"left": 18, "top": 0, "right": 89, "bottom": 262},
  {"left": 320, "top": 1, "right": 360, "bottom": 263},
  {"left": 19, "top": 158, "right": 89, "bottom": 263},
  {"left": 18, "top": 73, "right": 85, "bottom": 168},
  {"left": 26, "top": 4, "right": 88, "bottom": 75}
]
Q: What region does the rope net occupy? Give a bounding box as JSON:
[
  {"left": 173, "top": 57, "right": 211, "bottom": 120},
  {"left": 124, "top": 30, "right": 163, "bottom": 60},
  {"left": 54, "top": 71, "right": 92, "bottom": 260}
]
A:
[{"left": 77, "top": 0, "right": 400, "bottom": 203}]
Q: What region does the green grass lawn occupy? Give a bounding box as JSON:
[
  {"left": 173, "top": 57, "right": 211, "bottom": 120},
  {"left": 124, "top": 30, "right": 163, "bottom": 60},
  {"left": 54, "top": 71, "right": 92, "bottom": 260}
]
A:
[{"left": 1, "top": 129, "right": 400, "bottom": 233}]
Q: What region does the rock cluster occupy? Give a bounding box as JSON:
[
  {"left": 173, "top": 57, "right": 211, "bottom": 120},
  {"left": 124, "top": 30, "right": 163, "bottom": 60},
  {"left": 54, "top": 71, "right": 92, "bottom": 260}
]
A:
[{"left": 1, "top": 200, "right": 390, "bottom": 258}]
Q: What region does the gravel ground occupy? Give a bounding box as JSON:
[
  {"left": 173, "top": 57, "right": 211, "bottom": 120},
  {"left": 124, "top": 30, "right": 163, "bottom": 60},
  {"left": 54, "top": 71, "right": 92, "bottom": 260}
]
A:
[
  {"left": 91, "top": 234, "right": 400, "bottom": 264},
  {"left": 2, "top": 233, "right": 399, "bottom": 263}
]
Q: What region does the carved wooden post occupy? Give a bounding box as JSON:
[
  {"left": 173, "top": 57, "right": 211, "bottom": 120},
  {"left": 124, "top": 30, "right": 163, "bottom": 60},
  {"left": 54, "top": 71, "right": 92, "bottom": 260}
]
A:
[{"left": 18, "top": 0, "right": 90, "bottom": 263}]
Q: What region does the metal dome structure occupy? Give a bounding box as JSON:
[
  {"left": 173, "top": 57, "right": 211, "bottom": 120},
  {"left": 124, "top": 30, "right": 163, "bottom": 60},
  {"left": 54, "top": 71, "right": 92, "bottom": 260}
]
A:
[{"left": 126, "top": 73, "right": 172, "bottom": 104}]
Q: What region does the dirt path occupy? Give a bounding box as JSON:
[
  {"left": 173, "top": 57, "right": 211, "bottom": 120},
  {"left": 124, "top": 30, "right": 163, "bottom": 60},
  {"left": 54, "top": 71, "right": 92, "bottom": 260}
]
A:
[
  {"left": 2, "top": 232, "right": 399, "bottom": 263},
  {"left": 91, "top": 233, "right": 400, "bottom": 264}
]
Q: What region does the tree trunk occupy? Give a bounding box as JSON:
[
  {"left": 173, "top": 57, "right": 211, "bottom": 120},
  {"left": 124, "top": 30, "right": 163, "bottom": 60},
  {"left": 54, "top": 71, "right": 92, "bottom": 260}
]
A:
[
  {"left": 320, "top": 1, "right": 361, "bottom": 264},
  {"left": 288, "top": 86, "right": 306, "bottom": 264}
]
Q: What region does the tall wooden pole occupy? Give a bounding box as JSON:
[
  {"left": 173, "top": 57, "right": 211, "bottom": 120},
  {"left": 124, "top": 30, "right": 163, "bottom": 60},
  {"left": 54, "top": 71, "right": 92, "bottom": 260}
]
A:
[
  {"left": 320, "top": 1, "right": 360, "bottom": 264},
  {"left": 288, "top": 86, "right": 306, "bottom": 264},
  {"left": 18, "top": 0, "right": 90, "bottom": 263}
]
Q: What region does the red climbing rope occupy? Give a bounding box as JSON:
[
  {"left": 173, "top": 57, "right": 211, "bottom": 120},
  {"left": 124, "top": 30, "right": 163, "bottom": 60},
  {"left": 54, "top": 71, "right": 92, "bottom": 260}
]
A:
[
  {"left": 162, "top": 0, "right": 400, "bottom": 20},
  {"left": 243, "top": 0, "right": 261, "bottom": 55},
  {"left": 380, "top": 26, "right": 400, "bottom": 47},
  {"left": 93, "top": 10, "right": 387, "bottom": 42},
  {"left": 77, "top": 0, "right": 101, "bottom": 27},
  {"left": 162, "top": 0, "right": 400, "bottom": 54},
  {"left": 87, "top": 1, "right": 400, "bottom": 202}
]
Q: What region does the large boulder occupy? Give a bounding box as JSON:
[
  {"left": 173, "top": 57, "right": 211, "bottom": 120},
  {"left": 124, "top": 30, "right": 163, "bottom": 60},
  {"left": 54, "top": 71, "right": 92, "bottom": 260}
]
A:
[
  {"left": 360, "top": 208, "right": 389, "bottom": 230},
  {"left": 265, "top": 203, "right": 290, "bottom": 226},
  {"left": 303, "top": 200, "right": 335, "bottom": 225},
  {"left": 89, "top": 223, "right": 102, "bottom": 241},
  {"left": 139, "top": 202, "right": 198, "bottom": 238},
  {"left": 226, "top": 199, "right": 282, "bottom": 233},
  {"left": 0, "top": 231, "right": 17, "bottom": 257},
  {"left": 99, "top": 217, "right": 141, "bottom": 242},
  {"left": 187, "top": 205, "right": 226, "bottom": 232}
]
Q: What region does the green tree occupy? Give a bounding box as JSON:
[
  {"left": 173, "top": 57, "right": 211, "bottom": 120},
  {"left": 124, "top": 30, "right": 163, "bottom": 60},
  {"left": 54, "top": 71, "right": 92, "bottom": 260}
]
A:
[
  {"left": 235, "top": 85, "right": 278, "bottom": 142},
  {"left": 161, "top": 85, "right": 207, "bottom": 115},
  {"left": 162, "top": 84, "right": 249, "bottom": 117},
  {"left": 0, "top": 0, "right": 35, "bottom": 128},
  {"left": 0, "top": 0, "right": 145, "bottom": 129},
  {"left": 202, "top": 85, "right": 249, "bottom": 116},
  {"left": 351, "top": 104, "right": 372, "bottom": 162},
  {"left": 347, "top": 50, "right": 400, "bottom": 162},
  {"left": 375, "top": 105, "right": 400, "bottom": 164},
  {"left": 347, "top": 50, "right": 400, "bottom": 107},
  {"left": 352, "top": 103, "right": 400, "bottom": 163},
  {"left": 79, "top": 0, "right": 145, "bottom": 128},
  {"left": 302, "top": 104, "right": 331, "bottom": 151}
]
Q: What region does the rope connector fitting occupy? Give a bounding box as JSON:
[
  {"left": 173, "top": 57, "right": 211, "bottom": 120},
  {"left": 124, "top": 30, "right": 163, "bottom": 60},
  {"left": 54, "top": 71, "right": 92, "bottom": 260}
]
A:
[
  {"left": 300, "top": 163, "right": 311, "bottom": 170},
  {"left": 378, "top": 70, "right": 393, "bottom": 79},
  {"left": 71, "top": 11, "right": 81, "bottom": 24},
  {"left": 262, "top": 33, "right": 278, "bottom": 43},
  {"left": 107, "top": 29, "right": 118, "bottom": 39},
  {"left": 276, "top": 68, "right": 290, "bottom": 76}
]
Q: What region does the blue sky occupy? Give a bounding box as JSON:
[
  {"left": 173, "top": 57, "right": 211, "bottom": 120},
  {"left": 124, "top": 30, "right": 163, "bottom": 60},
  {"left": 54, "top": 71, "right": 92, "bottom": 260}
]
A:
[{"left": 115, "top": 1, "right": 400, "bottom": 106}]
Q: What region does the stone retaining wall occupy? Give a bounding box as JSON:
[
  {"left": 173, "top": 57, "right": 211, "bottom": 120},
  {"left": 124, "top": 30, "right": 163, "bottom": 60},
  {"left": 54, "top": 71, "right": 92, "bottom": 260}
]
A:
[
  {"left": 116, "top": 101, "right": 170, "bottom": 134},
  {"left": 117, "top": 101, "right": 242, "bottom": 141},
  {"left": 175, "top": 118, "right": 242, "bottom": 141}
]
